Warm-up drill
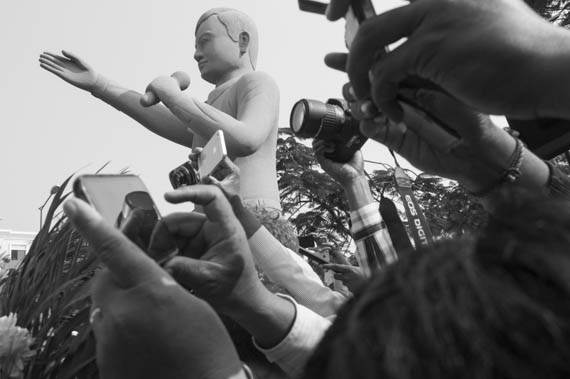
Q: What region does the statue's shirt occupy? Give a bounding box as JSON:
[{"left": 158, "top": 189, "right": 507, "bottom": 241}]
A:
[{"left": 193, "top": 71, "right": 281, "bottom": 210}]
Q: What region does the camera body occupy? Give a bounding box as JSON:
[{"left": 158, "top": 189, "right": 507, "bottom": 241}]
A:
[
  {"left": 290, "top": 98, "right": 368, "bottom": 162},
  {"left": 169, "top": 130, "right": 230, "bottom": 189}
]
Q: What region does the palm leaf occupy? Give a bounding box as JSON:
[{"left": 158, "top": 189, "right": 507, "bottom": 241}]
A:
[{"left": 0, "top": 175, "right": 100, "bottom": 379}]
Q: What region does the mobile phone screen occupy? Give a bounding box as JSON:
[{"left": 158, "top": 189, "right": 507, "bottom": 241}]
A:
[
  {"left": 73, "top": 175, "right": 156, "bottom": 226},
  {"left": 198, "top": 130, "right": 228, "bottom": 180},
  {"left": 73, "top": 175, "right": 176, "bottom": 263}
]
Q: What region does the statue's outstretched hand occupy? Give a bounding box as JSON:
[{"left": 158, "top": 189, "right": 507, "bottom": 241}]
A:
[{"left": 39, "top": 50, "right": 98, "bottom": 92}]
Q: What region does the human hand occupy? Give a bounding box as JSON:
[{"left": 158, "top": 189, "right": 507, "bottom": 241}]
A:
[
  {"left": 39, "top": 50, "right": 98, "bottom": 92},
  {"left": 63, "top": 197, "right": 244, "bottom": 379},
  {"left": 189, "top": 147, "right": 241, "bottom": 197},
  {"left": 325, "top": 0, "right": 350, "bottom": 21},
  {"left": 335, "top": 0, "right": 570, "bottom": 121},
  {"left": 140, "top": 71, "right": 190, "bottom": 107},
  {"left": 359, "top": 88, "right": 517, "bottom": 193},
  {"left": 322, "top": 263, "right": 364, "bottom": 293},
  {"left": 312, "top": 139, "right": 365, "bottom": 187},
  {"left": 152, "top": 185, "right": 264, "bottom": 315}
]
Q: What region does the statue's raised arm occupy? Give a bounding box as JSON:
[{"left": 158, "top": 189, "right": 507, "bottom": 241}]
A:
[
  {"left": 39, "top": 50, "right": 193, "bottom": 148},
  {"left": 39, "top": 50, "right": 98, "bottom": 91}
]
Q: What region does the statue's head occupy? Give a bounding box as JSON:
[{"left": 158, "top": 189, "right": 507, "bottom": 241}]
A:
[{"left": 194, "top": 8, "right": 259, "bottom": 84}]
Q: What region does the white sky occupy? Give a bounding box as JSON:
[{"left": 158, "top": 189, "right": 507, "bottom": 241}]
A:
[{"left": 1, "top": 0, "right": 411, "bottom": 232}]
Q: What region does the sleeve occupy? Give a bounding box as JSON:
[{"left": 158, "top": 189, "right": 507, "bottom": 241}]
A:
[
  {"left": 350, "top": 202, "right": 398, "bottom": 276},
  {"left": 248, "top": 227, "right": 347, "bottom": 318},
  {"left": 546, "top": 160, "right": 570, "bottom": 199},
  {"left": 253, "top": 295, "right": 332, "bottom": 378}
]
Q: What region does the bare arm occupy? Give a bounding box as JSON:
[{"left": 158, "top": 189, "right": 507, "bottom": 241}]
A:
[
  {"left": 146, "top": 71, "right": 279, "bottom": 157},
  {"left": 39, "top": 50, "right": 193, "bottom": 148},
  {"left": 92, "top": 75, "right": 193, "bottom": 147}
]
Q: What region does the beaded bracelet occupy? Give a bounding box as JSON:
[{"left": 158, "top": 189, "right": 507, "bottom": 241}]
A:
[{"left": 471, "top": 137, "right": 524, "bottom": 197}]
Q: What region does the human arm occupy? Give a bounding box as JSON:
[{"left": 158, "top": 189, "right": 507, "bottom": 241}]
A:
[
  {"left": 312, "top": 140, "right": 398, "bottom": 274},
  {"left": 39, "top": 50, "right": 194, "bottom": 147},
  {"left": 203, "top": 157, "right": 348, "bottom": 317},
  {"left": 356, "top": 89, "right": 551, "bottom": 208},
  {"left": 337, "top": 0, "right": 570, "bottom": 121},
  {"left": 321, "top": 263, "right": 364, "bottom": 293},
  {"left": 143, "top": 71, "right": 279, "bottom": 157},
  {"left": 62, "top": 197, "right": 245, "bottom": 379}
]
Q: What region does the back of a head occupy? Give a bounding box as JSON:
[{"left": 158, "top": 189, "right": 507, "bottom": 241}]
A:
[
  {"left": 303, "top": 193, "right": 570, "bottom": 379},
  {"left": 195, "top": 8, "right": 259, "bottom": 70}
]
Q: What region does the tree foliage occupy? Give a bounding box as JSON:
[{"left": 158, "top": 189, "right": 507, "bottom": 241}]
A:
[
  {"left": 0, "top": 176, "right": 99, "bottom": 379},
  {"left": 277, "top": 133, "right": 488, "bottom": 252}
]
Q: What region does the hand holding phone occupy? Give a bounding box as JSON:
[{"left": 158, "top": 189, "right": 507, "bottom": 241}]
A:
[{"left": 73, "top": 174, "right": 177, "bottom": 264}]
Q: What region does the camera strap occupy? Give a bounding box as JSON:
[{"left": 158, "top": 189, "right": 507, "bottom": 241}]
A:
[{"left": 390, "top": 151, "right": 434, "bottom": 249}]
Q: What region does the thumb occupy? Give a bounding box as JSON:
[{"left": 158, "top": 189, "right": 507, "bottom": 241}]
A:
[
  {"left": 64, "top": 197, "right": 162, "bottom": 288},
  {"left": 140, "top": 91, "right": 158, "bottom": 107},
  {"left": 164, "top": 256, "right": 213, "bottom": 292}
]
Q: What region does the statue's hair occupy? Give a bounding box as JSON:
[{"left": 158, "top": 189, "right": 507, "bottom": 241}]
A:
[
  {"left": 196, "top": 8, "right": 259, "bottom": 70},
  {"left": 303, "top": 191, "right": 570, "bottom": 379}
]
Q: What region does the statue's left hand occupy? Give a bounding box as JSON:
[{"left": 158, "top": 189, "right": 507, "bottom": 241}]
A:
[
  {"left": 141, "top": 71, "right": 190, "bottom": 107},
  {"left": 39, "top": 50, "right": 98, "bottom": 92}
]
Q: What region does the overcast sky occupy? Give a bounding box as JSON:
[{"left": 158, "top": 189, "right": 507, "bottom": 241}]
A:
[{"left": 1, "top": 0, "right": 413, "bottom": 232}]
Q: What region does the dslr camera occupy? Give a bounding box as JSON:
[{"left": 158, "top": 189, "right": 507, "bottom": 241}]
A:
[{"left": 290, "top": 97, "right": 367, "bottom": 163}]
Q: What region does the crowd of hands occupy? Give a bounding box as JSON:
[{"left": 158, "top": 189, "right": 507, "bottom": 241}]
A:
[{"left": 56, "top": 0, "right": 570, "bottom": 377}]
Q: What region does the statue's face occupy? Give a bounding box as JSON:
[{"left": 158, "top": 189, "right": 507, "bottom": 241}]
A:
[{"left": 194, "top": 16, "right": 241, "bottom": 84}]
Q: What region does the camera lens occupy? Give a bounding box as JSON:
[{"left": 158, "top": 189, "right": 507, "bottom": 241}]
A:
[
  {"left": 290, "top": 99, "right": 347, "bottom": 138},
  {"left": 169, "top": 162, "right": 199, "bottom": 189}
]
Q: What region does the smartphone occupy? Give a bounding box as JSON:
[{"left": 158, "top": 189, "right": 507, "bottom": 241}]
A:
[
  {"left": 73, "top": 174, "right": 177, "bottom": 264},
  {"left": 299, "top": 246, "right": 330, "bottom": 265},
  {"left": 198, "top": 130, "right": 230, "bottom": 181}
]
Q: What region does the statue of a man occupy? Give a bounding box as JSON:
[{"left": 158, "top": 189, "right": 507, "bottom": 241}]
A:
[{"left": 39, "top": 7, "right": 281, "bottom": 212}]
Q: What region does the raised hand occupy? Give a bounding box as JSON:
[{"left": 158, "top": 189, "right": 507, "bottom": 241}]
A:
[
  {"left": 39, "top": 50, "right": 98, "bottom": 92},
  {"left": 359, "top": 88, "right": 517, "bottom": 193},
  {"left": 150, "top": 185, "right": 263, "bottom": 314},
  {"left": 342, "top": 0, "right": 570, "bottom": 121},
  {"left": 312, "top": 139, "right": 365, "bottom": 187},
  {"left": 63, "top": 197, "right": 244, "bottom": 379}
]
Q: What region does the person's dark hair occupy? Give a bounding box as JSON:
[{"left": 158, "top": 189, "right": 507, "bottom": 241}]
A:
[{"left": 303, "top": 193, "right": 570, "bottom": 379}]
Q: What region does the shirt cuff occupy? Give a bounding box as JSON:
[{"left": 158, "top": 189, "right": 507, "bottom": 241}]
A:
[
  {"left": 350, "top": 202, "right": 382, "bottom": 234},
  {"left": 253, "top": 294, "right": 331, "bottom": 378}
]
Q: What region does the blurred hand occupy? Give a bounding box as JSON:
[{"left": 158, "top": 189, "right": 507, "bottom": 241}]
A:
[
  {"left": 39, "top": 50, "right": 98, "bottom": 92},
  {"left": 325, "top": 0, "right": 350, "bottom": 21},
  {"left": 322, "top": 263, "right": 365, "bottom": 293},
  {"left": 63, "top": 197, "right": 244, "bottom": 379},
  {"left": 335, "top": 0, "right": 570, "bottom": 121},
  {"left": 362, "top": 89, "right": 516, "bottom": 193},
  {"left": 312, "top": 139, "right": 365, "bottom": 187},
  {"left": 150, "top": 185, "right": 264, "bottom": 314}
]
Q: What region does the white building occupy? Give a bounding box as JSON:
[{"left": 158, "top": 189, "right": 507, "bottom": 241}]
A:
[{"left": 0, "top": 229, "right": 37, "bottom": 270}]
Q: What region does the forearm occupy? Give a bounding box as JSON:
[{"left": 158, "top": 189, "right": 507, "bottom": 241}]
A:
[
  {"left": 92, "top": 75, "right": 193, "bottom": 147},
  {"left": 230, "top": 195, "right": 346, "bottom": 317},
  {"left": 477, "top": 145, "right": 550, "bottom": 210},
  {"left": 227, "top": 286, "right": 297, "bottom": 349},
  {"left": 160, "top": 91, "right": 264, "bottom": 157},
  {"left": 342, "top": 175, "right": 375, "bottom": 210}
]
